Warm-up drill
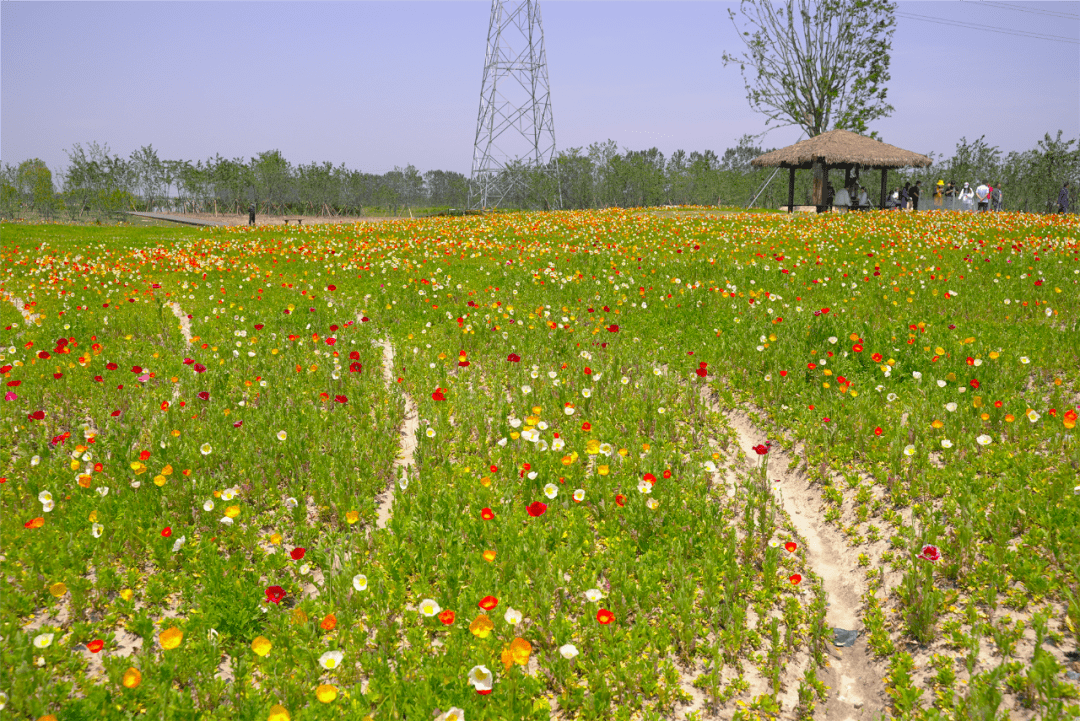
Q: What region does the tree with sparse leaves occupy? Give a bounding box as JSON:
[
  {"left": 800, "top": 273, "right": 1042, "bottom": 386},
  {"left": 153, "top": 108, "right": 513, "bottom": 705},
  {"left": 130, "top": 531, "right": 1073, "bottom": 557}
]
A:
[{"left": 722, "top": 0, "right": 897, "bottom": 139}]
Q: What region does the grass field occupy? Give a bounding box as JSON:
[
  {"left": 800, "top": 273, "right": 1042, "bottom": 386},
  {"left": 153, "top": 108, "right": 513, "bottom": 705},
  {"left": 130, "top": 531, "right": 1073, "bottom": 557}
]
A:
[{"left": 1, "top": 208, "right": 1078, "bottom": 721}]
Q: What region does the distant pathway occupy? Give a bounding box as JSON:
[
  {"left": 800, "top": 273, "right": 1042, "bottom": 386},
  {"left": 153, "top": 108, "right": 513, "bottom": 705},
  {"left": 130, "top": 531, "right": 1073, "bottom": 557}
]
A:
[{"left": 127, "top": 212, "right": 226, "bottom": 227}]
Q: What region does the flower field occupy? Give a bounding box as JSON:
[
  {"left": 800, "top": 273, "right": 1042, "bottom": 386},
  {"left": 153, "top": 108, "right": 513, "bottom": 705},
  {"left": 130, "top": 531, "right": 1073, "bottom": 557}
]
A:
[{"left": 2, "top": 209, "right": 1079, "bottom": 721}]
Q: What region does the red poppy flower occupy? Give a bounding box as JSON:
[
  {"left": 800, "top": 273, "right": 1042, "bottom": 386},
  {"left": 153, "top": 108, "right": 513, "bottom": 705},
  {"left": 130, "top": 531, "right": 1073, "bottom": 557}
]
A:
[
  {"left": 28, "top": 410, "right": 45, "bottom": 421},
  {"left": 479, "top": 595, "right": 498, "bottom": 610},
  {"left": 110, "top": 409, "right": 121, "bottom": 417},
  {"left": 871, "top": 353, "right": 883, "bottom": 363},
  {"left": 662, "top": 469, "right": 672, "bottom": 479},
  {"left": 265, "top": 586, "right": 286, "bottom": 604},
  {"left": 789, "top": 574, "right": 802, "bottom": 585},
  {"left": 24, "top": 517, "right": 45, "bottom": 529},
  {"left": 233, "top": 420, "right": 243, "bottom": 428},
  {"left": 326, "top": 284, "right": 336, "bottom": 291},
  {"left": 606, "top": 324, "right": 619, "bottom": 333},
  {"left": 325, "top": 337, "right": 336, "bottom": 346},
  {"left": 198, "top": 391, "right": 210, "bottom": 401},
  {"left": 752, "top": 443, "right": 771, "bottom": 455},
  {"left": 255, "top": 324, "right": 264, "bottom": 330},
  {"left": 807, "top": 362, "right": 817, "bottom": 370},
  {"left": 969, "top": 379, "right": 980, "bottom": 389},
  {"left": 106, "top": 362, "right": 118, "bottom": 371},
  {"left": 584, "top": 366, "right": 592, "bottom": 375},
  {"left": 581, "top": 421, "right": 592, "bottom": 431},
  {"left": 615, "top": 494, "right": 626, "bottom": 507},
  {"left": 507, "top": 353, "right": 521, "bottom": 362},
  {"left": 94, "top": 375, "right": 104, "bottom": 383},
  {"left": 432, "top": 389, "right": 446, "bottom": 401},
  {"left": 194, "top": 363, "right": 206, "bottom": 373},
  {"left": 917, "top": 544, "right": 941, "bottom": 562},
  {"left": 161, "top": 527, "right": 172, "bottom": 538},
  {"left": 852, "top": 344, "right": 863, "bottom": 353},
  {"left": 994, "top": 400, "right": 1003, "bottom": 408},
  {"left": 131, "top": 365, "right": 142, "bottom": 373},
  {"left": 874, "top": 427, "right": 883, "bottom": 436},
  {"left": 643, "top": 473, "right": 657, "bottom": 485},
  {"left": 489, "top": 465, "right": 498, "bottom": 473},
  {"left": 526, "top": 501, "right": 547, "bottom": 517},
  {"left": 334, "top": 395, "right": 347, "bottom": 404},
  {"left": 38, "top": 351, "right": 51, "bottom": 360},
  {"left": 596, "top": 608, "right": 614, "bottom": 624},
  {"left": 784, "top": 541, "right": 797, "bottom": 553},
  {"left": 481, "top": 507, "right": 495, "bottom": 521},
  {"left": 438, "top": 609, "right": 455, "bottom": 625},
  {"left": 140, "top": 450, "right": 151, "bottom": 461},
  {"left": 291, "top": 547, "right": 306, "bottom": 561},
  {"left": 86, "top": 639, "right": 105, "bottom": 653},
  {"left": 695, "top": 367, "right": 707, "bottom": 377}
]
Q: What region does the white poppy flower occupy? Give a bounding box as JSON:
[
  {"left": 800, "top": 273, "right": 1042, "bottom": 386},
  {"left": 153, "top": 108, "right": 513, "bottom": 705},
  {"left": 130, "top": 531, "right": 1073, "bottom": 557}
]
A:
[
  {"left": 544, "top": 483, "right": 558, "bottom": 499},
  {"left": 318, "top": 650, "right": 344, "bottom": 670},
  {"left": 559, "top": 644, "right": 579, "bottom": 659},
  {"left": 585, "top": 589, "right": 603, "bottom": 602},
  {"left": 419, "top": 599, "right": 441, "bottom": 617},
  {"left": 353, "top": 574, "right": 368, "bottom": 591},
  {"left": 504, "top": 608, "right": 522, "bottom": 625}
]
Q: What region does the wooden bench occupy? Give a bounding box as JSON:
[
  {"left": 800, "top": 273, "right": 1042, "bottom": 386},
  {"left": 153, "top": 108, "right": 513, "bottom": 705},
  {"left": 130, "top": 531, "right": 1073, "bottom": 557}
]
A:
[{"left": 283, "top": 218, "right": 304, "bottom": 226}]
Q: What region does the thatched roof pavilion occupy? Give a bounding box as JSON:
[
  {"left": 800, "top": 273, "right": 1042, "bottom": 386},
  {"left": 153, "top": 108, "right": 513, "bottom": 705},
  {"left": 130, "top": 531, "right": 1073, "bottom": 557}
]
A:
[{"left": 752, "top": 129, "right": 933, "bottom": 212}]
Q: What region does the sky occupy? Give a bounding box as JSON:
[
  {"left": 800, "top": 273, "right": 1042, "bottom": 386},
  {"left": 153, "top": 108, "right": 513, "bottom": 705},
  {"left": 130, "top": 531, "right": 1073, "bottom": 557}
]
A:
[{"left": 1, "top": 1, "right": 1078, "bottom": 179}]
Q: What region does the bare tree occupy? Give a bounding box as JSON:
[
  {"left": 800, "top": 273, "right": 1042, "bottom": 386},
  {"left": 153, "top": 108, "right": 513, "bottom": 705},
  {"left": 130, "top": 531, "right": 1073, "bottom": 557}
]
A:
[{"left": 722, "top": 0, "right": 896, "bottom": 139}]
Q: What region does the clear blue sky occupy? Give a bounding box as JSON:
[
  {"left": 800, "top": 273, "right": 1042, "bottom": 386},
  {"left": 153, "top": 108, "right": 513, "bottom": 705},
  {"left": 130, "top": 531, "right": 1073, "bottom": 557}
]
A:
[{"left": 2, "top": 1, "right": 1077, "bottom": 178}]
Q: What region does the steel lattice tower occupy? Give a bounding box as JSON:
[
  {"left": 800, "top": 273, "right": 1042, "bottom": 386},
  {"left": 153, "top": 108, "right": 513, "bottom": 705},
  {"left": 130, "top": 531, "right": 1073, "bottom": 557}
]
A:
[{"left": 469, "top": 0, "right": 561, "bottom": 210}]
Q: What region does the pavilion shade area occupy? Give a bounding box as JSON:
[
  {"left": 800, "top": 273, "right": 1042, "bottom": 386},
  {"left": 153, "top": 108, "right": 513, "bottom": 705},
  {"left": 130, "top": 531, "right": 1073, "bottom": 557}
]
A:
[{"left": 752, "top": 129, "right": 933, "bottom": 212}]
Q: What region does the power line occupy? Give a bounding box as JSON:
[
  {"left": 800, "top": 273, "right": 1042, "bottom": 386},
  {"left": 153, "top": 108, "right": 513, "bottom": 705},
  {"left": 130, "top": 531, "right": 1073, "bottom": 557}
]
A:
[
  {"left": 896, "top": 11, "right": 1080, "bottom": 44},
  {"left": 976, "top": 1, "right": 1080, "bottom": 21}
]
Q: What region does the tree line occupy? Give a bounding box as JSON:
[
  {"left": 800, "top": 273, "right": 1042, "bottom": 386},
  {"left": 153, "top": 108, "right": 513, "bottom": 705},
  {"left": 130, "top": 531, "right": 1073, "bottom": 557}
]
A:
[{"left": 1, "top": 131, "right": 1076, "bottom": 222}]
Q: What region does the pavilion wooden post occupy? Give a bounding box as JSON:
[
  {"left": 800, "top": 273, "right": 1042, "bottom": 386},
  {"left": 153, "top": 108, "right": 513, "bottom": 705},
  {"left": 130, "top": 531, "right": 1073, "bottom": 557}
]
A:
[
  {"left": 787, "top": 167, "right": 795, "bottom": 214},
  {"left": 880, "top": 168, "right": 888, "bottom": 210},
  {"left": 843, "top": 167, "right": 851, "bottom": 192}
]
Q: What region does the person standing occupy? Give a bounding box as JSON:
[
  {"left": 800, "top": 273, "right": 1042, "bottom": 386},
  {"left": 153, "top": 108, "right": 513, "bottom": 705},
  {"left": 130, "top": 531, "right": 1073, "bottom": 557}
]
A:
[
  {"left": 248, "top": 204, "right": 256, "bottom": 226},
  {"left": 944, "top": 181, "right": 957, "bottom": 210},
  {"left": 934, "top": 180, "right": 944, "bottom": 208},
  {"left": 958, "top": 182, "right": 975, "bottom": 211},
  {"left": 910, "top": 180, "right": 922, "bottom": 211},
  {"left": 1059, "top": 182, "right": 1071, "bottom": 213},
  {"left": 991, "top": 184, "right": 1003, "bottom": 211},
  {"left": 975, "top": 181, "right": 990, "bottom": 212},
  {"left": 857, "top": 185, "right": 869, "bottom": 210},
  {"left": 900, "top": 183, "right": 910, "bottom": 210}
]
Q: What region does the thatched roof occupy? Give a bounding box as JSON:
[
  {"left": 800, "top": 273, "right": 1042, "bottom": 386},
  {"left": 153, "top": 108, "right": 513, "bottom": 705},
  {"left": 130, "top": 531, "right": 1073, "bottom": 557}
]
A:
[{"left": 751, "top": 129, "right": 933, "bottom": 169}]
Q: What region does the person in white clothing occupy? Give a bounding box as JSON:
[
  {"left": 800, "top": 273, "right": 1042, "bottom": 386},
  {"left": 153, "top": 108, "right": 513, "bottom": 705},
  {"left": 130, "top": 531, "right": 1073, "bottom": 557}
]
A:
[
  {"left": 975, "top": 182, "right": 990, "bottom": 212},
  {"left": 833, "top": 184, "right": 851, "bottom": 213},
  {"left": 957, "top": 182, "right": 975, "bottom": 211},
  {"left": 857, "top": 186, "right": 869, "bottom": 209}
]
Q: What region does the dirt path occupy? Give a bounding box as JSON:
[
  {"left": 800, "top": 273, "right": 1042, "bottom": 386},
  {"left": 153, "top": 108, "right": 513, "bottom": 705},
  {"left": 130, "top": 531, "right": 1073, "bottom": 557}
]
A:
[
  {"left": 3, "top": 290, "right": 41, "bottom": 325},
  {"left": 373, "top": 337, "right": 418, "bottom": 531},
  {"left": 165, "top": 301, "right": 193, "bottom": 344},
  {"left": 152, "top": 212, "right": 410, "bottom": 228},
  {"left": 702, "top": 388, "right": 889, "bottom": 719}
]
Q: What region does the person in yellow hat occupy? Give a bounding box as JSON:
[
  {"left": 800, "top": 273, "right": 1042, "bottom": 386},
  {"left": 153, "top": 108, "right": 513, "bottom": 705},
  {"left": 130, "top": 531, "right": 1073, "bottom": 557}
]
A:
[{"left": 934, "top": 180, "right": 944, "bottom": 209}]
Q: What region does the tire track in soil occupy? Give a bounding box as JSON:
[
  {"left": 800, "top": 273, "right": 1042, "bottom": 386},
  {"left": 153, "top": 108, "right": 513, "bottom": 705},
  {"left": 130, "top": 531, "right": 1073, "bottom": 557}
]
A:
[
  {"left": 372, "top": 337, "right": 419, "bottom": 531},
  {"left": 701, "top": 386, "right": 890, "bottom": 720}
]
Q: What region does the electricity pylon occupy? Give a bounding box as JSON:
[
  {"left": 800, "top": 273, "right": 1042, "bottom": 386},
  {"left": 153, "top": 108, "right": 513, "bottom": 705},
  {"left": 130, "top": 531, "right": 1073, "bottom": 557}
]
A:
[{"left": 469, "top": 0, "right": 561, "bottom": 210}]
